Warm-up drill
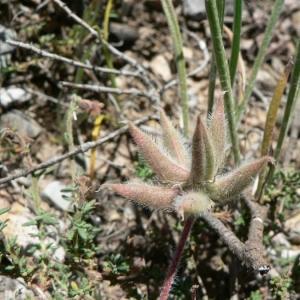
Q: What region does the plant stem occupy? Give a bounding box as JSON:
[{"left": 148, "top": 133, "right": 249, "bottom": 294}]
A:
[
  {"left": 229, "top": 0, "right": 242, "bottom": 88},
  {"left": 32, "top": 175, "right": 40, "bottom": 214},
  {"left": 205, "top": 0, "right": 241, "bottom": 164},
  {"left": 207, "top": 0, "right": 225, "bottom": 115},
  {"left": 236, "top": 0, "right": 284, "bottom": 123},
  {"left": 102, "top": 0, "right": 121, "bottom": 110},
  {"left": 161, "top": 0, "right": 189, "bottom": 136},
  {"left": 207, "top": 57, "right": 217, "bottom": 116},
  {"left": 159, "top": 216, "right": 194, "bottom": 300},
  {"left": 65, "top": 96, "right": 77, "bottom": 182}
]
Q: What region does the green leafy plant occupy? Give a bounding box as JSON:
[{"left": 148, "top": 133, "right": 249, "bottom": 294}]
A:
[
  {"left": 0, "top": 175, "right": 102, "bottom": 298},
  {"left": 102, "top": 253, "right": 129, "bottom": 276},
  {"left": 270, "top": 275, "right": 293, "bottom": 300},
  {"left": 249, "top": 290, "right": 263, "bottom": 300},
  {"left": 134, "top": 154, "right": 154, "bottom": 182}
]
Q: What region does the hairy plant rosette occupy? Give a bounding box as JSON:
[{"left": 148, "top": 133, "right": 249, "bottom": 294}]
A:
[{"left": 100, "top": 93, "right": 274, "bottom": 220}]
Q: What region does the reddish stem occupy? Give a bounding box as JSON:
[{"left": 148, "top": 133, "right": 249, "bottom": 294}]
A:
[{"left": 159, "top": 215, "right": 195, "bottom": 300}]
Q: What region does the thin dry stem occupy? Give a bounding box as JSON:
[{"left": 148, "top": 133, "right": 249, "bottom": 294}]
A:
[
  {"left": 0, "top": 115, "right": 159, "bottom": 187},
  {"left": 5, "top": 40, "right": 138, "bottom": 78},
  {"left": 60, "top": 81, "right": 151, "bottom": 98},
  {"left": 52, "top": 0, "right": 160, "bottom": 105}
]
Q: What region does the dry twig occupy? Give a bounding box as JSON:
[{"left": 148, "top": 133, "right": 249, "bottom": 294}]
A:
[
  {"left": 0, "top": 115, "right": 159, "bottom": 187},
  {"left": 5, "top": 40, "right": 138, "bottom": 78},
  {"left": 201, "top": 188, "right": 271, "bottom": 275},
  {"left": 60, "top": 81, "right": 151, "bottom": 98},
  {"left": 51, "top": 0, "right": 161, "bottom": 106}
]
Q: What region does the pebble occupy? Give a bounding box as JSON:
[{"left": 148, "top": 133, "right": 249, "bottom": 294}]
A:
[
  {"left": 0, "top": 87, "right": 31, "bottom": 108},
  {"left": 42, "top": 181, "right": 73, "bottom": 211},
  {"left": 0, "top": 110, "right": 42, "bottom": 139}
]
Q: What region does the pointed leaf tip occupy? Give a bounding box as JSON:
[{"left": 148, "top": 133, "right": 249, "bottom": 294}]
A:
[
  {"left": 190, "top": 115, "right": 215, "bottom": 186},
  {"left": 209, "top": 92, "right": 227, "bottom": 174},
  {"left": 102, "top": 183, "right": 180, "bottom": 211},
  {"left": 158, "top": 107, "right": 189, "bottom": 168},
  {"left": 205, "top": 156, "right": 274, "bottom": 202},
  {"left": 127, "top": 121, "right": 190, "bottom": 185}
]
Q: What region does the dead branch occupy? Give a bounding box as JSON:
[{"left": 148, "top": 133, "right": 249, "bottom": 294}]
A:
[
  {"left": 51, "top": 0, "right": 160, "bottom": 106},
  {"left": 201, "top": 189, "right": 271, "bottom": 275},
  {"left": 5, "top": 40, "right": 138, "bottom": 78},
  {"left": 0, "top": 115, "right": 159, "bottom": 186},
  {"left": 60, "top": 81, "right": 151, "bottom": 98}
]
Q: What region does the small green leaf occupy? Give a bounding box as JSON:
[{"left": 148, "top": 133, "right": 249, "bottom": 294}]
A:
[
  {"left": 61, "top": 186, "right": 77, "bottom": 193},
  {"left": 64, "top": 132, "right": 73, "bottom": 144},
  {"left": 78, "top": 228, "right": 87, "bottom": 240},
  {"left": 49, "top": 245, "right": 59, "bottom": 250},
  {"left": 83, "top": 199, "right": 96, "bottom": 211},
  {"left": 62, "top": 195, "right": 75, "bottom": 201},
  {"left": 27, "top": 246, "right": 37, "bottom": 254},
  {"left": 22, "top": 220, "right": 37, "bottom": 226},
  {"left": 23, "top": 189, "right": 34, "bottom": 199},
  {"left": 0, "top": 206, "right": 11, "bottom": 215},
  {"left": 34, "top": 164, "right": 58, "bottom": 176},
  {"left": 40, "top": 214, "right": 58, "bottom": 225},
  {"left": 8, "top": 236, "right": 18, "bottom": 247},
  {"left": 118, "top": 264, "right": 129, "bottom": 273}
]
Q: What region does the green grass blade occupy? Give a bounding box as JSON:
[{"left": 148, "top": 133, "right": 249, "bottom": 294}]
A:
[
  {"left": 229, "top": 0, "right": 242, "bottom": 88},
  {"left": 161, "top": 0, "right": 189, "bottom": 136},
  {"left": 207, "top": 0, "right": 225, "bottom": 115},
  {"left": 207, "top": 59, "right": 217, "bottom": 116},
  {"left": 102, "top": 0, "right": 121, "bottom": 111},
  {"left": 205, "top": 0, "right": 241, "bottom": 164},
  {"left": 236, "top": 0, "right": 284, "bottom": 123}
]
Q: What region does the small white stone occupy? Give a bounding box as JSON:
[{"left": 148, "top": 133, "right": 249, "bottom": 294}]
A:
[
  {"left": 0, "top": 87, "right": 31, "bottom": 108},
  {"left": 150, "top": 54, "right": 172, "bottom": 82},
  {"left": 42, "top": 181, "right": 73, "bottom": 211}
]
